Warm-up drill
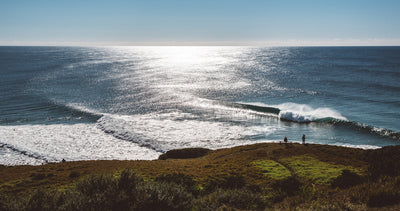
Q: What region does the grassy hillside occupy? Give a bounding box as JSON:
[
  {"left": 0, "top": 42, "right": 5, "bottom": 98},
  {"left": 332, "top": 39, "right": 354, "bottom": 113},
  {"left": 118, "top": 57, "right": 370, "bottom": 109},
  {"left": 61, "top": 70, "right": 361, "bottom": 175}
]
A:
[{"left": 1, "top": 142, "right": 400, "bottom": 210}]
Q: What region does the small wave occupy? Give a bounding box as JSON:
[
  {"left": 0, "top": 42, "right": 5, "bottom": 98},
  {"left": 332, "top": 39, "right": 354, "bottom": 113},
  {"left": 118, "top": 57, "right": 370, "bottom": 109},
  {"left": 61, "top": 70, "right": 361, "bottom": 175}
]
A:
[
  {"left": 214, "top": 101, "right": 280, "bottom": 117},
  {"left": 96, "top": 115, "right": 164, "bottom": 152},
  {"left": 1, "top": 100, "right": 104, "bottom": 125},
  {"left": 316, "top": 118, "right": 400, "bottom": 140},
  {"left": 0, "top": 142, "right": 49, "bottom": 163},
  {"left": 338, "top": 144, "right": 381, "bottom": 150},
  {"left": 59, "top": 103, "right": 103, "bottom": 119}
]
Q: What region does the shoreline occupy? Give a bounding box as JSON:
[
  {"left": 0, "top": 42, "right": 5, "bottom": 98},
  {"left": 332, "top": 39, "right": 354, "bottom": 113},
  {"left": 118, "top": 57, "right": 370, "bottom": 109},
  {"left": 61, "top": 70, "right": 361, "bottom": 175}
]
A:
[{"left": 0, "top": 139, "right": 384, "bottom": 167}]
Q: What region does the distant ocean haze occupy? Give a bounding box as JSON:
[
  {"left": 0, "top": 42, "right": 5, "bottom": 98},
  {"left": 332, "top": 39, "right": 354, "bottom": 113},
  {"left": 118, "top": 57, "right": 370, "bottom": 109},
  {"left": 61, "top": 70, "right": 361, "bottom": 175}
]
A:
[{"left": 0, "top": 46, "right": 399, "bottom": 165}]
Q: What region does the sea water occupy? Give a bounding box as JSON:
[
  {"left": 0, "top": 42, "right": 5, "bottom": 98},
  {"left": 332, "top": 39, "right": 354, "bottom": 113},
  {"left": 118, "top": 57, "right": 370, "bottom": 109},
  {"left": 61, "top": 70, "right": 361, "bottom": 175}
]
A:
[{"left": 1, "top": 46, "right": 399, "bottom": 165}]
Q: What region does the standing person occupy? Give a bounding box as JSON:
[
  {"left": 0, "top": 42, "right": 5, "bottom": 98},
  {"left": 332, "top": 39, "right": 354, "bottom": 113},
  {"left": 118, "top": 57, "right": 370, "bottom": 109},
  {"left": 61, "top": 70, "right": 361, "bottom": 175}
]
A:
[
  {"left": 302, "top": 134, "right": 306, "bottom": 144},
  {"left": 284, "top": 136, "right": 288, "bottom": 144}
]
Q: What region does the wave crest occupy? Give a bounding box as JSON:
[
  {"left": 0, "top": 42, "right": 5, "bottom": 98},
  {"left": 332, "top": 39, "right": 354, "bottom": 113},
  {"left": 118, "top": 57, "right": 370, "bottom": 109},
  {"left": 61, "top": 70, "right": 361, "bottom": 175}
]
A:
[
  {"left": 277, "top": 103, "right": 347, "bottom": 123},
  {"left": 317, "top": 118, "right": 400, "bottom": 140}
]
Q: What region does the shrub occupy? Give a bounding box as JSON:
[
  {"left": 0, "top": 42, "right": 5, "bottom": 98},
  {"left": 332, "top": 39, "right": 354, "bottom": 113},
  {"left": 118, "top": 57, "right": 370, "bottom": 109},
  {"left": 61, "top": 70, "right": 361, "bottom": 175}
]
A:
[
  {"left": 155, "top": 173, "right": 198, "bottom": 194},
  {"left": 203, "top": 175, "right": 246, "bottom": 192},
  {"left": 158, "top": 148, "right": 212, "bottom": 160},
  {"left": 53, "top": 189, "right": 84, "bottom": 211},
  {"left": 0, "top": 193, "right": 28, "bottom": 211},
  {"left": 269, "top": 176, "right": 302, "bottom": 203},
  {"left": 136, "top": 181, "right": 194, "bottom": 211},
  {"left": 194, "top": 188, "right": 269, "bottom": 210},
  {"left": 69, "top": 171, "right": 80, "bottom": 178},
  {"left": 30, "top": 173, "right": 46, "bottom": 180},
  {"left": 271, "top": 176, "right": 301, "bottom": 196},
  {"left": 367, "top": 190, "right": 400, "bottom": 207},
  {"left": 364, "top": 145, "right": 400, "bottom": 179},
  {"left": 26, "top": 189, "right": 55, "bottom": 211},
  {"left": 73, "top": 173, "right": 141, "bottom": 211},
  {"left": 331, "top": 169, "right": 364, "bottom": 189},
  {"left": 75, "top": 174, "right": 115, "bottom": 196}
]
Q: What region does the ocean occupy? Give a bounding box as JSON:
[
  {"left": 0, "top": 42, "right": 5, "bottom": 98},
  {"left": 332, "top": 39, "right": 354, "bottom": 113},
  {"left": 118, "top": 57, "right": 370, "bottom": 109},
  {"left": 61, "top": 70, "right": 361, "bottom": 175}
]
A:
[{"left": 1, "top": 46, "right": 399, "bottom": 165}]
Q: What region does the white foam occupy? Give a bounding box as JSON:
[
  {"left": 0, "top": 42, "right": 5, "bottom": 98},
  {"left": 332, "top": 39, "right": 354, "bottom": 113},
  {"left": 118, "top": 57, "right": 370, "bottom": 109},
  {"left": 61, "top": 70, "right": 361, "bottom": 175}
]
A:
[
  {"left": 97, "top": 112, "right": 270, "bottom": 152},
  {"left": 0, "top": 124, "right": 160, "bottom": 165},
  {"left": 277, "top": 103, "right": 347, "bottom": 122},
  {"left": 65, "top": 103, "right": 104, "bottom": 115},
  {"left": 334, "top": 143, "right": 381, "bottom": 150},
  {"left": 0, "top": 147, "right": 43, "bottom": 166}
]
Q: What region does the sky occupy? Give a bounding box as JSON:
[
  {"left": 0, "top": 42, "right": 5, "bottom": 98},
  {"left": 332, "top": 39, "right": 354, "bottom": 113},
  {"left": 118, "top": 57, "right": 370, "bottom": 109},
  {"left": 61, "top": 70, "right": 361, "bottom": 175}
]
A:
[{"left": 0, "top": 0, "right": 400, "bottom": 46}]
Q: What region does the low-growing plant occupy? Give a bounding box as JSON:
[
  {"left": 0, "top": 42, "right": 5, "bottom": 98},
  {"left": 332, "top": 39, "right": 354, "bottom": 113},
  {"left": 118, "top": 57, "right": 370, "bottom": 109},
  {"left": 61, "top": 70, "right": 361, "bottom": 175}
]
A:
[
  {"left": 136, "top": 181, "right": 194, "bottom": 211},
  {"left": 365, "top": 145, "right": 400, "bottom": 179},
  {"left": 270, "top": 176, "right": 302, "bottom": 202},
  {"left": 367, "top": 189, "right": 400, "bottom": 207},
  {"left": 25, "top": 189, "right": 55, "bottom": 211},
  {"left": 155, "top": 173, "right": 199, "bottom": 194},
  {"left": 0, "top": 193, "right": 28, "bottom": 211},
  {"left": 253, "top": 159, "right": 292, "bottom": 180},
  {"left": 68, "top": 171, "right": 80, "bottom": 178},
  {"left": 331, "top": 169, "right": 364, "bottom": 189},
  {"left": 30, "top": 173, "right": 46, "bottom": 180},
  {"left": 203, "top": 175, "right": 246, "bottom": 192},
  {"left": 194, "top": 187, "right": 270, "bottom": 211},
  {"left": 158, "top": 148, "right": 212, "bottom": 160}
]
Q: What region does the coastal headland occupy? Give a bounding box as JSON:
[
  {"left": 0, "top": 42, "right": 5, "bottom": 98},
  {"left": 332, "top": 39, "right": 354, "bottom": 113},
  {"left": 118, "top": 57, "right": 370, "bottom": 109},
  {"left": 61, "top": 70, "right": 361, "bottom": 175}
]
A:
[{"left": 1, "top": 142, "right": 400, "bottom": 210}]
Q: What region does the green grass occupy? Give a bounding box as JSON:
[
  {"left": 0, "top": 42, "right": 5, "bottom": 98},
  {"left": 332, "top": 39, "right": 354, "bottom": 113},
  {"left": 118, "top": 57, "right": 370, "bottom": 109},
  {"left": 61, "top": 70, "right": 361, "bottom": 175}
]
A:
[
  {"left": 280, "top": 155, "right": 362, "bottom": 184},
  {"left": 253, "top": 160, "right": 292, "bottom": 180}
]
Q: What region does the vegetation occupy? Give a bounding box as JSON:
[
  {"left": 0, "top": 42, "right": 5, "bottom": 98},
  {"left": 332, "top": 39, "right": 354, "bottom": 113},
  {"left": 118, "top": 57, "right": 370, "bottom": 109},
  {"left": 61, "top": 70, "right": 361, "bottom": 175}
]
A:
[
  {"left": 158, "top": 147, "right": 212, "bottom": 160},
  {"left": 1, "top": 143, "right": 400, "bottom": 210},
  {"left": 281, "top": 155, "right": 363, "bottom": 184},
  {"left": 253, "top": 160, "right": 291, "bottom": 180}
]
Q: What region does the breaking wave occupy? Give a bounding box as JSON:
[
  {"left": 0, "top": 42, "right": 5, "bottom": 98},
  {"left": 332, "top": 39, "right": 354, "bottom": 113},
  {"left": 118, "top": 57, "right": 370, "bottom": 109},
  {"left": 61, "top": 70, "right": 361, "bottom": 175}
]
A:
[{"left": 230, "top": 102, "right": 399, "bottom": 140}]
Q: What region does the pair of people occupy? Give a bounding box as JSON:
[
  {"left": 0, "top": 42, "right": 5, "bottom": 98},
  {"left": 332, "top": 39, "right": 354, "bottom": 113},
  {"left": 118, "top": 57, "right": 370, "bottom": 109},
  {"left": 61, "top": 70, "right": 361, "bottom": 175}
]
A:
[{"left": 284, "top": 134, "right": 306, "bottom": 144}]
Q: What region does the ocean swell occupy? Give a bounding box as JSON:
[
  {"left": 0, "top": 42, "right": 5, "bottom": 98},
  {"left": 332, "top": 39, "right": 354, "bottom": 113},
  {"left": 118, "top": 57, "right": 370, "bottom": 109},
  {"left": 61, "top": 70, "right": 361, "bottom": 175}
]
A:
[
  {"left": 316, "top": 118, "right": 400, "bottom": 140},
  {"left": 233, "top": 102, "right": 399, "bottom": 140}
]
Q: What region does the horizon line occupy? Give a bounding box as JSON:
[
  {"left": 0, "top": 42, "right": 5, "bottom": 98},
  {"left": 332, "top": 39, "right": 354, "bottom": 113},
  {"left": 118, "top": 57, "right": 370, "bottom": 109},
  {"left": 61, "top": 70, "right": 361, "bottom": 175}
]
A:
[{"left": 1, "top": 39, "right": 400, "bottom": 47}]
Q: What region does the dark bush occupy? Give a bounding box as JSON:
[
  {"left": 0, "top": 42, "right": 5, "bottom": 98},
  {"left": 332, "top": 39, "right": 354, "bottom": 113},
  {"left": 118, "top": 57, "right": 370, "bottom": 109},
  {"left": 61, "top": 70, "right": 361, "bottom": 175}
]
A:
[
  {"left": 331, "top": 169, "right": 364, "bottom": 189},
  {"left": 75, "top": 174, "right": 115, "bottom": 196},
  {"left": 52, "top": 189, "right": 81, "bottom": 211},
  {"left": 30, "top": 173, "right": 46, "bottom": 180},
  {"left": 32, "top": 169, "right": 142, "bottom": 211},
  {"left": 76, "top": 175, "right": 118, "bottom": 210},
  {"left": 53, "top": 169, "right": 194, "bottom": 211},
  {"left": 0, "top": 193, "right": 28, "bottom": 211},
  {"left": 73, "top": 173, "right": 140, "bottom": 211},
  {"left": 271, "top": 176, "right": 302, "bottom": 197},
  {"left": 155, "top": 173, "right": 198, "bottom": 194},
  {"left": 118, "top": 169, "right": 142, "bottom": 191},
  {"left": 159, "top": 148, "right": 212, "bottom": 160},
  {"left": 194, "top": 188, "right": 269, "bottom": 210},
  {"left": 364, "top": 145, "right": 400, "bottom": 179},
  {"left": 69, "top": 171, "right": 80, "bottom": 178},
  {"left": 136, "top": 181, "right": 194, "bottom": 211},
  {"left": 367, "top": 190, "right": 400, "bottom": 207},
  {"left": 26, "top": 189, "right": 55, "bottom": 211}
]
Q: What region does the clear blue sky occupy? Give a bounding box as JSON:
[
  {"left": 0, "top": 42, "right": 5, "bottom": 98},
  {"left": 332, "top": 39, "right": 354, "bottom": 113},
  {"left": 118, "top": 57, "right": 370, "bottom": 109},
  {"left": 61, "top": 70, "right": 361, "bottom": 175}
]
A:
[{"left": 1, "top": 0, "right": 399, "bottom": 46}]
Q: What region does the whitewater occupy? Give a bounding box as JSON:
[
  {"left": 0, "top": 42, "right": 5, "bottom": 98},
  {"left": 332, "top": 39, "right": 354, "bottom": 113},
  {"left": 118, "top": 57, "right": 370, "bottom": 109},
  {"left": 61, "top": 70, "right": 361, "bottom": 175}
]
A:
[{"left": 1, "top": 46, "right": 399, "bottom": 165}]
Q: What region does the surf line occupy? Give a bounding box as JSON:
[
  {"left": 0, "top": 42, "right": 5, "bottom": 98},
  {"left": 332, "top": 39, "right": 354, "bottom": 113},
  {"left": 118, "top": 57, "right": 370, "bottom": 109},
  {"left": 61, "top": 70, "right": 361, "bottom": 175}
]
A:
[
  {"left": 221, "top": 102, "right": 312, "bottom": 123},
  {"left": 0, "top": 142, "right": 50, "bottom": 163}
]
